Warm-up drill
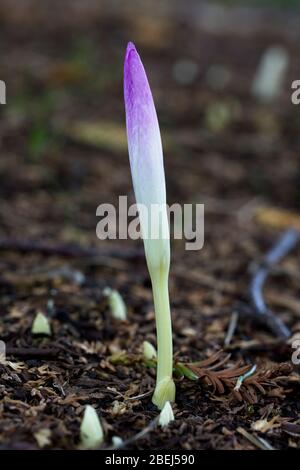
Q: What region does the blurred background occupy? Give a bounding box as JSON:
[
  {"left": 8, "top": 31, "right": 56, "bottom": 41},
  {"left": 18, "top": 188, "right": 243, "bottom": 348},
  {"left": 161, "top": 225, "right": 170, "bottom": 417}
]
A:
[
  {"left": 0, "top": 0, "right": 300, "bottom": 259},
  {"left": 2, "top": 1, "right": 300, "bottom": 449}
]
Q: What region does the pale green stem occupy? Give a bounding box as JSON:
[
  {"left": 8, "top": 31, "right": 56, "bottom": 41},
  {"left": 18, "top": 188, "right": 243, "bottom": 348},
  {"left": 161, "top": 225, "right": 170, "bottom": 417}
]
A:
[
  {"left": 150, "top": 265, "right": 175, "bottom": 409},
  {"left": 152, "top": 270, "right": 172, "bottom": 383}
]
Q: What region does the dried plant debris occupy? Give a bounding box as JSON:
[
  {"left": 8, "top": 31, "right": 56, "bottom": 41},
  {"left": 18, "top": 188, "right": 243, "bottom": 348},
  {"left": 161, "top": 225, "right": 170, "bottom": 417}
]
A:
[{"left": 182, "top": 351, "right": 294, "bottom": 404}]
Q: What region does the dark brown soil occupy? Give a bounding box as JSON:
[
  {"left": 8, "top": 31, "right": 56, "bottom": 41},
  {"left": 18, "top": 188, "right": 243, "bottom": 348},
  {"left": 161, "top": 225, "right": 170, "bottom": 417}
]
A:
[{"left": 0, "top": 1, "right": 300, "bottom": 450}]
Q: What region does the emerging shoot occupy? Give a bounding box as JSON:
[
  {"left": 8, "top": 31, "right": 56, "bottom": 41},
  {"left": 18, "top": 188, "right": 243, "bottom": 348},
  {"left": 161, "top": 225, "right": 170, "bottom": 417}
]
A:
[
  {"left": 252, "top": 46, "right": 289, "bottom": 103},
  {"left": 111, "top": 436, "right": 124, "bottom": 448},
  {"left": 143, "top": 340, "right": 157, "bottom": 360},
  {"left": 31, "top": 312, "right": 51, "bottom": 336},
  {"left": 158, "top": 401, "right": 175, "bottom": 428},
  {"left": 103, "top": 287, "right": 127, "bottom": 321},
  {"left": 80, "top": 405, "right": 104, "bottom": 449},
  {"left": 124, "top": 42, "right": 175, "bottom": 409}
]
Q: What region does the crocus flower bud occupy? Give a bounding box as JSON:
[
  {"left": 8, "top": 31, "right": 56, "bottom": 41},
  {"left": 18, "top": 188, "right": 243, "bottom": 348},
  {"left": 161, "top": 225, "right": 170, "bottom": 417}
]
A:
[
  {"left": 124, "top": 42, "right": 175, "bottom": 409},
  {"left": 124, "top": 41, "right": 170, "bottom": 271}
]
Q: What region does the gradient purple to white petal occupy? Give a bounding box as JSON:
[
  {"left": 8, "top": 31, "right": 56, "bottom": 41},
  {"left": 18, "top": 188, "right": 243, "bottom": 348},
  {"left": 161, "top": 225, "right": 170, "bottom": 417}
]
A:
[{"left": 124, "top": 42, "right": 167, "bottom": 208}]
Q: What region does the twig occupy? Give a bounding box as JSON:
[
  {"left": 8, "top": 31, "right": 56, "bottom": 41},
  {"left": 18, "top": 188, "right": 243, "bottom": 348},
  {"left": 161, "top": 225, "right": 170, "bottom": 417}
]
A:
[
  {"left": 225, "top": 337, "right": 290, "bottom": 353},
  {"left": 248, "top": 229, "right": 300, "bottom": 339},
  {"left": 224, "top": 311, "right": 239, "bottom": 346},
  {"left": 237, "top": 427, "right": 275, "bottom": 450},
  {"left": 0, "top": 239, "right": 143, "bottom": 261},
  {"left": 105, "top": 417, "right": 158, "bottom": 450},
  {"left": 6, "top": 347, "right": 60, "bottom": 358},
  {"left": 125, "top": 390, "right": 153, "bottom": 401}
]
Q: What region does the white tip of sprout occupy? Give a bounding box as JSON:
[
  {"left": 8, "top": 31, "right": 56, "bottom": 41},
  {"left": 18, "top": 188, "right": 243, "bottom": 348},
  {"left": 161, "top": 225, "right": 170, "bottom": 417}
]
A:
[
  {"left": 80, "top": 405, "right": 104, "bottom": 449},
  {"left": 252, "top": 46, "right": 289, "bottom": 102},
  {"left": 103, "top": 288, "right": 127, "bottom": 321},
  {"left": 158, "top": 401, "right": 174, "bottom": 428},
  {"left": 111, "top": 436, "right": 124, "bottom": 448},
  {"left": 31, "top": 312, "right": 51, "bottom": 336},
  {"left": 143, "top": 340, "right": 157, "bottom": 360}
]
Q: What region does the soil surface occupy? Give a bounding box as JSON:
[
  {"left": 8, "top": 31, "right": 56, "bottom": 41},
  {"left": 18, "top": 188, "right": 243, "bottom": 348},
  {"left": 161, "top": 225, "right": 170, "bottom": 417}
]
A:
[{"left": 0, "top": 1, "right": 300, "bottom": 450}]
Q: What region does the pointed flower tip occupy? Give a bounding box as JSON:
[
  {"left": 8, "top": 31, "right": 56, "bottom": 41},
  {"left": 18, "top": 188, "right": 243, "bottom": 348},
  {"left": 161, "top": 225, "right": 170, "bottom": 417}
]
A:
[
  {"left": 124, "top": 42, "right": 138, "bottom": 71},
  {"left": 123, "top": 39, "right": 167, "bottom": 235},
  {"left": 126, "top": 41, "right": 136, "bottom": 56},
  {"left": 124, "top": 40, "right": 155, "bottom": 147}
]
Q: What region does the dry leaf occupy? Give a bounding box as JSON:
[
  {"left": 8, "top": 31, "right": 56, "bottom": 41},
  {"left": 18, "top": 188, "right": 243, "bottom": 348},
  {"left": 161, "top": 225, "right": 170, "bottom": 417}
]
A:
[
  {"left": 34, "top": 428, "right": 52, "bottom": 448},
  {"left": 251, "top": 415, "right": 282, "bottom": 433},
  {"left": 255, "top": 206, "right": 300, "bottom": 231},
  {"left": 6, "top": 361, "right": 26, "bottom": 371}
]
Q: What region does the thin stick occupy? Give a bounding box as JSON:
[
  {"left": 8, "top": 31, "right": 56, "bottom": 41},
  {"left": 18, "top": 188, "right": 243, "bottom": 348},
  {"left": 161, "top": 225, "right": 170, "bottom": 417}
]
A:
[
  {"left": 105, "top": 417, "right": 158, "bottom": 450},
  {"left": 6, "top": 347, "right": 60, "bottom": 358},
  {"left": 248, "top": 229, "right": 300, "bottom": 339},
  {"left": 237, "top": 427, "right": 275, "bottom": 450},
  {"left": 224, "top": 311, "right": 239, "bottom": 346},
  {"left": 0, "top": 239, "right": 142, "bottom": 261}
]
